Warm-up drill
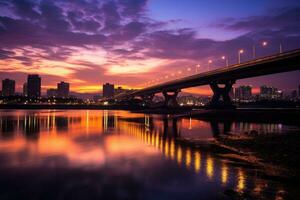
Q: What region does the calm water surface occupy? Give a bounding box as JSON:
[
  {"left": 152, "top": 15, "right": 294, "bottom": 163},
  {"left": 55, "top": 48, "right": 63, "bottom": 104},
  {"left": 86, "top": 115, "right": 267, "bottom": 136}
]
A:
[{"left": 0, "top": 109, "right": 299, "bottom": 200}]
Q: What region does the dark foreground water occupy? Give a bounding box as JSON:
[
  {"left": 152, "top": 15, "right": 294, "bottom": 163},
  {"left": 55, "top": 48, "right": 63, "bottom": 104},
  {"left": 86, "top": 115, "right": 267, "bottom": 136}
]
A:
[{"left": 0, "top": 109, "right": 299, "bottom": 200}]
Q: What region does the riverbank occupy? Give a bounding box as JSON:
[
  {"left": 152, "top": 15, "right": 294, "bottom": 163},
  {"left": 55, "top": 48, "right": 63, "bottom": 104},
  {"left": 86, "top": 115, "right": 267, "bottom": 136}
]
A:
[
  {"left": 177, "top": 135, "right": 299, "bottom": 179},
  {"left": 214, "top": 133, "right": 300, "bottom": 179}
]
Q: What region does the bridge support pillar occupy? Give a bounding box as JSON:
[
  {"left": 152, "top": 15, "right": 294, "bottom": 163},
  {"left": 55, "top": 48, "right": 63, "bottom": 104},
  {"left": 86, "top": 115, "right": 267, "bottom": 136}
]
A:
[
  {"left": 141, "top": 94, "right": 154, "bottom": 106},
  {"left": 208, "top": 81, "right": 235, "bottom": 108},
  {"left": 162, "top": 90, "right": 180, "bottom": 107}
]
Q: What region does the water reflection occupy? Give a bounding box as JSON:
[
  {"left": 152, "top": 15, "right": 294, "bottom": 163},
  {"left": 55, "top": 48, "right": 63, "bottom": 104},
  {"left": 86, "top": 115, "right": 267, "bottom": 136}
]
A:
[
  {"left": 0, "top": 110, "right": 297, "bottom": 200},
  {"left": 221, "top": 163, "right": 228, "bottom": 185}
]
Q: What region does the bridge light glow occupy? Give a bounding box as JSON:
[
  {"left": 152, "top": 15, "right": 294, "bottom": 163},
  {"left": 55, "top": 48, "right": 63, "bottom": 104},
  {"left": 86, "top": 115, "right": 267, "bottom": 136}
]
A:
[
  {"left": 262, "top": 41, "right": 268, "bottom": 46},
  {"left": 208, "top": 60, "right": 212, "bottom": 70},
  {"left": 196, "top": 64, "right": 201, "bottom": 73}
]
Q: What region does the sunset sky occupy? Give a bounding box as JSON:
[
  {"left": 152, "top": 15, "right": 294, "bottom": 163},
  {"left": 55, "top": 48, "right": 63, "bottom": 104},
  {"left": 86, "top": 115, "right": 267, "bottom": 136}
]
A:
[{"left": 0, "top": 0, "right": 300, "bottom": 95}]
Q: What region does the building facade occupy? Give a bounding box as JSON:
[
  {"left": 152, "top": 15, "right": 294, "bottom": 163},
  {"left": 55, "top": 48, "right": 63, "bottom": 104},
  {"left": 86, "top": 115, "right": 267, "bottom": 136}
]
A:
[
  {"left": 27, "top": 75, "right": 41, "bottom": 98},
  {"left": 23, "top": 82, "right": 27, "bottom": 96},
  {"left": 235, "top": 85, "right": 252, "bottom": 101},
  {"left": 57, "top": 81, "right": 70, "bottom": 98},
  {"left": 260, "top": 85, "right": 282, "bottom": 100},
  {"left": 47, "top": 89, "right": 57, "bottom": 98},
  {"left": 103, "top": 83, "right": 115, "bottom": 98},
  {"left": 2, "top": 79, "right": 15, "bottom": 96}
]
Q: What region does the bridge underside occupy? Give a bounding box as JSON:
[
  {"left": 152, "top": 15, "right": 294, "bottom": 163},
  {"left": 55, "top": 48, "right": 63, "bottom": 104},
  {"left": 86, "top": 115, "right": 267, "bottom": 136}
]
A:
[
  {"left": 162, "top": 90, "right": 180, "bottom": 107},
  {"left": 208, "top": 80, "right": 235, "bottom": 108},
  {"left": 135, "top": 81, "right": 235, "bottom": 109}
]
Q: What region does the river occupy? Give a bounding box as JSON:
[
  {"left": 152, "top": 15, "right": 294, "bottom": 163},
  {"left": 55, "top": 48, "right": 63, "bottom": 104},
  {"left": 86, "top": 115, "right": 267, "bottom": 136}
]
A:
[{"left": 0, "top": 109, "right": 299, "bottom": 200}]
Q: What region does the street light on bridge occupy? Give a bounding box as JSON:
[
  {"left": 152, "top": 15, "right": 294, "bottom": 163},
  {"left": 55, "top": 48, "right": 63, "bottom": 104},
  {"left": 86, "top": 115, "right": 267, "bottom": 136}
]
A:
[
  {"left": 252, "top": 41, "right": 268, "bottom": 59},
  {"left": 238, "top": 49, "right": 244, "bottom": 64},
  {"left": 195, "top": 64, "right": 201, "bottom": 74},
  {"left": 208, "top": 60, "right": 212, "bottom": 70},
  {"left": 221, "top": 56, "right": 229, "bottom": 67},
  {"left": 187, "top": 67, "right": 191, "bottom": 74},
  {"left": 262, "top": 41, "right": 268, "bottom": 46}
]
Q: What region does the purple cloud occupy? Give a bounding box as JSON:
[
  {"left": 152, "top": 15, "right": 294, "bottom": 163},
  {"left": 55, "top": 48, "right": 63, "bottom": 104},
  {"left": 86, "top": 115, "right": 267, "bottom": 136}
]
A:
[{"left": 0, "top": 0, "right": 299, "bottom": 93}]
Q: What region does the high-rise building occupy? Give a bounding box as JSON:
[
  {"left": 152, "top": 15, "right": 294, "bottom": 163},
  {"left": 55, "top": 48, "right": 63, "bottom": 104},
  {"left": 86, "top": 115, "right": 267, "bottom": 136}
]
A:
[
  {"left": 235, "top": 85, "right": 252, "bottom": 101},
  {"left": 27, "top": 74, "right": 41, "bottom": 98},
  {"left": 23, "top": 82, "right": 27, "bottom": 96},
  {"left": 47, "top": 89, "right": 57, "bottom": 98},
  {"left": 103, "top": 83, "right": 114, "bottom": 98},
  {"left": 2, "top": 79, "right": 15, "bottom": 96},
  {"left": 57, "top": 81, "right": 70, "bottom": 98}
]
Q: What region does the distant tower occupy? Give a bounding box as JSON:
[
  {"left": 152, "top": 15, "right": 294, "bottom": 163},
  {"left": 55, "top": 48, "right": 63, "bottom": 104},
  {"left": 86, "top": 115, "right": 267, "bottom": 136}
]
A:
[
  {"left": 103, "top": 83, "right": 115, "bottom": 98},
  {"left": 2, "top": 79, "right": 15, "bottom": 96},
  {"left": 23, "top": 82, "right": 28, "bottom": 96},
  {"left": 27, "top": 74, "right": 41, "bottom": 98},
  {"left": 57, "top": 81, "right": 70, "bottom": 98}
]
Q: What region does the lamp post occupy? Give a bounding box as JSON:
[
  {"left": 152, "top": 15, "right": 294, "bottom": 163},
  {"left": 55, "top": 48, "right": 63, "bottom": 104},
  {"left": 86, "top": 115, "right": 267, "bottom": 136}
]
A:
[
  {"left": 196, "top": 64, "right": 200, "bottom": 74},
  {"left": 178, "top": 70, "right": 182, "bottom": 77},
  {"left": 187, "top": 67, "right": 191, "bottom": 75},
  {"left": 171, "top": 73, "right": 175, "bottom": 80},
  {"left": 238, "top": 49, "right": 244, "bottom": 64},
  {"left": 253, "top": 41, "right": 268, "bottom": 59},
  {"left": 222, "top": 56, "right": 228, "bottom": 67},
  {"left": 279, "top": 43, "right": 282, "bottom": 53},
  {"left": 208, "top": 60, "right": 212, "bottom": 71}
]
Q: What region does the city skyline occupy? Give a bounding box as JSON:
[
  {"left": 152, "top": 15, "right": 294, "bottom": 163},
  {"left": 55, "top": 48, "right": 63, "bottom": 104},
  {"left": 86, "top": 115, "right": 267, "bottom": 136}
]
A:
[
  {"left": 1, "top": 75, "right": 299, "bottom": 99},
  {"left": 1, "top": 0, "right": 300, "bottom": 95}
]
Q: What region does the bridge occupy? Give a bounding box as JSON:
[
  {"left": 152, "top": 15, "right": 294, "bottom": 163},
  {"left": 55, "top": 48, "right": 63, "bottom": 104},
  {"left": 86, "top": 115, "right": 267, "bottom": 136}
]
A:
[{"left": 113, "top": 49, "right": 300, "bottom": 108}]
